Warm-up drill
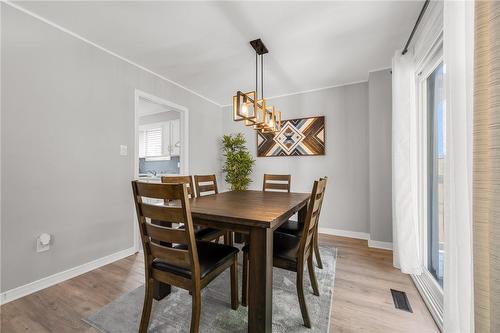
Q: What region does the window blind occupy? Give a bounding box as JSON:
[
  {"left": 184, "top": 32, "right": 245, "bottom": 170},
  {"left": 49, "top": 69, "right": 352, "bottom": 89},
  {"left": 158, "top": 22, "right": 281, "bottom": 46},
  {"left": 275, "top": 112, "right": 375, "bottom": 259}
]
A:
[{"left": 144, "top": 128, "right": 162, "bottom": 157}]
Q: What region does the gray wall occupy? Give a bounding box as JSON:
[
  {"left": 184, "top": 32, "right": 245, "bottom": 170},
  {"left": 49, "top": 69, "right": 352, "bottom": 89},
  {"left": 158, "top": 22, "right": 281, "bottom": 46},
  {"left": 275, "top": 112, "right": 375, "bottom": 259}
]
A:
[
  {"left": 1, "top": 5, "right": 222, "bottom": 292},
  {"left": 368, "top": 69, "right": 393, "bottom": 243},
  {"left": 222, "top": 83, "right": 371, "bottom": 234}
]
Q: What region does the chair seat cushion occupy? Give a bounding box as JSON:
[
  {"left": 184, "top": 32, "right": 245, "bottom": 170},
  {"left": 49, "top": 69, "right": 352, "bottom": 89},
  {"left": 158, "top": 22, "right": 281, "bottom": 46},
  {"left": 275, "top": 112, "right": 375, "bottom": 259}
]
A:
[
  {"left": 177, "top": 225, "right": 224, "bottom": 241},
  {"left": 152, "top": 241, "right": 238, "bottom": 279},
  {"left": 276, "top": 220, "right": 303, "bottom": 236},
  {"left": 242, "top": 232, "right": 300, "bottom": 264}
]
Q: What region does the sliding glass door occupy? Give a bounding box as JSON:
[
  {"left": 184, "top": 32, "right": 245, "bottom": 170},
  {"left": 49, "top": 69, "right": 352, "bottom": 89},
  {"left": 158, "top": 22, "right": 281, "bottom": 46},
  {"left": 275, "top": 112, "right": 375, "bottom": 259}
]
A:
[{"left": 412, "top": 41, "right": 445, "bottom": 330}]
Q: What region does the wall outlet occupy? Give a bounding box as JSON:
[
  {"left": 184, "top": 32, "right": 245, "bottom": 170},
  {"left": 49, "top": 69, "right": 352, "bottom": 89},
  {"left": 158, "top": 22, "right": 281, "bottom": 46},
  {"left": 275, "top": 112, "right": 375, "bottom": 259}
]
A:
[
  {"left": 36, "top": 233, "right": 52, "bottom": 253},
  {"left": 120, "top": 145, "right": 128, "bottom": 156}
]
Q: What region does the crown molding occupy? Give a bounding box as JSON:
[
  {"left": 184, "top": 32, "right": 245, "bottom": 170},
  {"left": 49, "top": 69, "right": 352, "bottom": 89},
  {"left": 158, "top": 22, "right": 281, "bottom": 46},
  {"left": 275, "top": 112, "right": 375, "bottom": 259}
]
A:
[
  {"left": 3, "top": 1, "right": 223, "bottom": 107},
  {"left": 220, "top": 79, "right": 369, "bottom": 108}
]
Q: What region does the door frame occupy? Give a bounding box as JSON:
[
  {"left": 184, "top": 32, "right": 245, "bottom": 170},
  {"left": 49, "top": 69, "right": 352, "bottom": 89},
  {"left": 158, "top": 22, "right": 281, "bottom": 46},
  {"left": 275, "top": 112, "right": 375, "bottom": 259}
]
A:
[
  {"left": 413, "top": 35, "right": 444, "bottom": 330},
  {"left": 133, "top": 89, "right": 190, "bottom": 251}
]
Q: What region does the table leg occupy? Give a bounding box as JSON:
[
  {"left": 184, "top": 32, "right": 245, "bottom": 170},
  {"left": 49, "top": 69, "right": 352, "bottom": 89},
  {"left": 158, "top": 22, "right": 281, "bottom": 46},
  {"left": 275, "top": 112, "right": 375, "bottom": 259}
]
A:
[
  {"left": 298, "top": 203, "right": 307, "bottom": 224},
  {"left": 153, "top": 280, "right": 171, "bottom": 300},
  {"left": 248, "top": 227, "right": 273, "bottom": 333}
]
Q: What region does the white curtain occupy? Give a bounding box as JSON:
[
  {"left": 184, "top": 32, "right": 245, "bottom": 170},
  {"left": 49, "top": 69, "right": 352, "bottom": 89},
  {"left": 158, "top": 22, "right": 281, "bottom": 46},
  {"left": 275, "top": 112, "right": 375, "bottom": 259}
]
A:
[
  {"left": 392, "top": 50, "right": 422, "bottom": 275},
  {"left": 442, "top": 2, "right": 474, "bottom": 332}
]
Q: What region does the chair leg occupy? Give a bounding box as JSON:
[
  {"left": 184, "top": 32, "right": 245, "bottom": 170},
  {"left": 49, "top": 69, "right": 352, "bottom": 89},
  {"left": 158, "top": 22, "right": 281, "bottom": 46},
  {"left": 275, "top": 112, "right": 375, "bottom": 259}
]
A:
[
  {"left": 296, "top": 264, "right": 311, "bottom": 328},
  {"left": 307, "top": 254, "right": 320, "bottom": 296},
  {"left": 190, "top": 287, "right": 201, "bottom": 333},
  {"left": 139, "top": 278, "right": 154, "bottom": 333},
  {"left": 230, "top": 255, "right": 239, "bottom": 310},
  {"left": 313, "top": 226, "right": 323, "bottom": 269},
  {"left": 241, "top": 251, "right": 249, "bottom": 307}
]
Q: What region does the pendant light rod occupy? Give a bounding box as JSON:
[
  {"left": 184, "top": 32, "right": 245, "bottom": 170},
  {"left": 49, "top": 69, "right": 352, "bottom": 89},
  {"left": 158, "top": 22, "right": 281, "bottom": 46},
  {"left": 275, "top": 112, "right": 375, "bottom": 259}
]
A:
[
  {"left": 261, "top": 54, "right": 264, "bottom": 99},
  {"left": 250, "top": 39, "right": 268, "bottom": 100},
  {"left": 255, "top": 53, "right": 258, "bottom": 99}
]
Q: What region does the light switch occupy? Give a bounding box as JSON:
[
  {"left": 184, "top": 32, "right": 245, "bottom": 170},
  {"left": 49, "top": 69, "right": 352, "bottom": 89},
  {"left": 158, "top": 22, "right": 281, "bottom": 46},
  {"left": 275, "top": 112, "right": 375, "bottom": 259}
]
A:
[{"left": 120, "top": 145, "right": 128, "bottom": 156}]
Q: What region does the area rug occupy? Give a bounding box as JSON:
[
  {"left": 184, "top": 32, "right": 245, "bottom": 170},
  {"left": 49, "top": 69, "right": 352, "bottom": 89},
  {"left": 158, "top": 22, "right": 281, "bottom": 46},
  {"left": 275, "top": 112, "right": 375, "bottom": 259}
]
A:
[{"left": 83, "top": 246, "right": 336, "bottom": 333}]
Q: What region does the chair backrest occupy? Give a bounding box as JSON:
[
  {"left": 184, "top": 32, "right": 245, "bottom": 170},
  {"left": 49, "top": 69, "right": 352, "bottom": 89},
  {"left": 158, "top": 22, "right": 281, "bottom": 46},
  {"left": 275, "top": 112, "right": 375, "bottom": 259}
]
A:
[
  {"left": 131, "top": 181, "right": 200, "bottom": 278},
  {"left": 161, "top": 175, "right": 196, "bottom": 198},
  {"left": 194, "top": 174, "right": 218, "bottom": 196},
  {"left": 262, "top": 174, "right": 291, "bottom": 192},
  {"left": 315, "top": 177, "right": 328, "bottom": 225},
  {"left": 298, "top": 178, "right": 327, "bottom": 261}
]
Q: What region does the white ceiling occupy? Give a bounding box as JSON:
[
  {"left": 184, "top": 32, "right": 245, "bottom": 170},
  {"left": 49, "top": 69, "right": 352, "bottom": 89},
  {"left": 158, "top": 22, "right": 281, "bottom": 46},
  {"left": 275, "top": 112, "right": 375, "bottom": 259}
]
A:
[{"left": 16, "top": 1, "right": 422, "bottom": 106}]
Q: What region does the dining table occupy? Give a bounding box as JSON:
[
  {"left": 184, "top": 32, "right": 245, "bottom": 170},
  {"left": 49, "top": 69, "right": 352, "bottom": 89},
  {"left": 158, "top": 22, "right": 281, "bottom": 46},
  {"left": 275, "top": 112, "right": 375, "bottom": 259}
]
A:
[{"left": 152, "top": 189, "right": 310, "bottom": 333}]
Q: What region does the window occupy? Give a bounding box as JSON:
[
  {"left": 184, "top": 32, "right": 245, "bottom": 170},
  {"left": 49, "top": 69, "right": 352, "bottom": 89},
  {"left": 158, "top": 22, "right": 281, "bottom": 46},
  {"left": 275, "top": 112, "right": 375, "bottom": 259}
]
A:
[
  {"left": 139, "top": 127, "right": 162, "bottom": 157},
  {"left": 427, "top": 62, "right": 445, "bottom": 287}
]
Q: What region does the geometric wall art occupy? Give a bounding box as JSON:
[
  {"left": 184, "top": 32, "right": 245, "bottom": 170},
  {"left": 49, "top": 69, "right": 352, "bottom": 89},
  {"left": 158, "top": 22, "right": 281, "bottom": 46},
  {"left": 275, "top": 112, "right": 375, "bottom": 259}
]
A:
[{"left": 257, "top": 116, "right": 325, "bottom": 157}]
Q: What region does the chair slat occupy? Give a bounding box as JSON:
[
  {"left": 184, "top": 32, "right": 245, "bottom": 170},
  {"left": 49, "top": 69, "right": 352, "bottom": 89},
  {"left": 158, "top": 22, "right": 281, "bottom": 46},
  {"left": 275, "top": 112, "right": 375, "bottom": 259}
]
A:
[
  {"left": 198, "top": 184, "right": 216, "bottom": 193},
  {"left": 265, "top": 183, "right": 290, "bottom": 191},
  {"left": 146, "top": 222, "right": 187, "bottom": 244},
  {"left": 264, "top": 174, "right": 290, "bottom": 181},
  {"left": 134, "top": 181, "right": 184, "bottom": 200},
  {"left": 150, "top": 242, "right": 190, "bottom": 268},
  {"left": 141, "top": 203, "right": 185, "bottom": 224},
  {"left": 195, "top": 175, "right": 214, "bottom": 182}
]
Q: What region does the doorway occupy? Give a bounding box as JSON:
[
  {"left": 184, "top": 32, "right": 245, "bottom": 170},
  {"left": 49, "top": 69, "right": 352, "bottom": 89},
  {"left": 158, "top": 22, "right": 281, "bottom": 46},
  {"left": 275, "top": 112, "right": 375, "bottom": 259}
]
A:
[{"left": 133, "top": 89, "right": 189, "bottom": 251}]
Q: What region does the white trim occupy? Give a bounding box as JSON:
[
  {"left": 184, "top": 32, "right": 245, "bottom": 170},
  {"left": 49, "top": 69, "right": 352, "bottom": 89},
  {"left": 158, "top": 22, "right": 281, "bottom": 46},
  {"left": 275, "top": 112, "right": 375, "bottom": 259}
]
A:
[
  {"left": 0, "top": 247, "right": 137, "bottom": 305},
  {"left": 368, "top": 66, "right": 392, "bottom": 74},
  {"left": 3, "top": 1, "right": 221, "bottom": 108},
  {"left": 220, "top": 66, "right": 394, "bottom": 108},
  {"left": 368, "top": 239, "right": 393, "bottom": 250},
  {"left": 319, "top": 228, "right": 393, "bottom": 251},
  {"left": 318, "top": 227, "right": 369, "bottom": 240},
  {"left": 220, "top": 79, "right": 369, "bottom": 108}
]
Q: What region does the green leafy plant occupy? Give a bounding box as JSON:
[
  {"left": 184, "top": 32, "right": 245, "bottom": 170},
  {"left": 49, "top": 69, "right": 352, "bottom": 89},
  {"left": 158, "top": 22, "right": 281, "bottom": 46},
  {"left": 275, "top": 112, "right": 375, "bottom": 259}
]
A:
[{"left": 222, "top": 133, "right": 255, "bottom": 191}]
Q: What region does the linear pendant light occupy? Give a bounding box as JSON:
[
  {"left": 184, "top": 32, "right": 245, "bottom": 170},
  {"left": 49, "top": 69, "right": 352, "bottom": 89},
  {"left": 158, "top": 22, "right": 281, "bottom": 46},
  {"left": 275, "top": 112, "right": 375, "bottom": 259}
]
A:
[{"left": 232, "top": 39, "right": 282, "bottom": 133}]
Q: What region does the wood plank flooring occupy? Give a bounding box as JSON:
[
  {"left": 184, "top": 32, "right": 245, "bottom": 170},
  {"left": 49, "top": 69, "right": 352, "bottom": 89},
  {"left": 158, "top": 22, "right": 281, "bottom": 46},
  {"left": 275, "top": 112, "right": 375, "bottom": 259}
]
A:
[{"left": 0, "top": 235, "right": 439, "bottom": 333}]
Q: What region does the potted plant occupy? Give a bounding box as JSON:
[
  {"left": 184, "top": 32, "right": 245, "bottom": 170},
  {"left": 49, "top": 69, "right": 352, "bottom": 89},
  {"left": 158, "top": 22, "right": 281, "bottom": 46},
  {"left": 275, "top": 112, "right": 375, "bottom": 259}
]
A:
[{"left": 222, "top": 133, "right": 255, "bottom": 191}]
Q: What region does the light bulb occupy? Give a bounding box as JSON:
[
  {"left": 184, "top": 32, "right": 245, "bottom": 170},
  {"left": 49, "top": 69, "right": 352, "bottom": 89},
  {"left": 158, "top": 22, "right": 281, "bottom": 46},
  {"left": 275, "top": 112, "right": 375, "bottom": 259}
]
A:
[{"left": 241, "top": 103, "right": 248, "bottom": 116}]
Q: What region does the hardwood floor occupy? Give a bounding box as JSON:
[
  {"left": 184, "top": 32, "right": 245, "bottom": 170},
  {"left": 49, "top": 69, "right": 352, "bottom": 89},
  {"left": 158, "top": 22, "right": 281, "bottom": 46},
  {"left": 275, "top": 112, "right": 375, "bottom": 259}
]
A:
[{"left": 0, "top": 235, "right": 439, "bottom": 333}]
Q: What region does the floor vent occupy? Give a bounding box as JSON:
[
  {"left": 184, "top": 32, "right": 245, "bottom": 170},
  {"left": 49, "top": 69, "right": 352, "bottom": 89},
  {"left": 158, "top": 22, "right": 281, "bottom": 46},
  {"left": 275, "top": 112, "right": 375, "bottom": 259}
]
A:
[{"left": 390, "top": 289, "right": 413, "bottom": 313}]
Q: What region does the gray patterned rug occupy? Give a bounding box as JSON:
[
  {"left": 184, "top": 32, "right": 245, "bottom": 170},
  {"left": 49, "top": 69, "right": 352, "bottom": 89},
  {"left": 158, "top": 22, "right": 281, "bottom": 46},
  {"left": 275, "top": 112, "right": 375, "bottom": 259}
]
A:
[{"left": 83, "top": 246, "right": 336, "bottom": 333}]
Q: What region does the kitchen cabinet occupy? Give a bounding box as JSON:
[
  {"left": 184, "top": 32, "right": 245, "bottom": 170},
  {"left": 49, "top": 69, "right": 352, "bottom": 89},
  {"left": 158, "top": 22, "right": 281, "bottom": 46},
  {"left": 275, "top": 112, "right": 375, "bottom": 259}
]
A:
[{"left": 170, "top": 119, "right": 181, "bottom": 156}]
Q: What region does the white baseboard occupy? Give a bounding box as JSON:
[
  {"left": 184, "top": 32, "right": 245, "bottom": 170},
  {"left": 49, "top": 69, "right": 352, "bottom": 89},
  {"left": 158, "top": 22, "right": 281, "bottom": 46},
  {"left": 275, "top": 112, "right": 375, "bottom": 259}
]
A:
[
  {"left": 0, "top": 246, "right": 137, "bottom": 305},
  {"left": 319, "top": 227, "right": 393, "bottom": 251},
  {"left": 319, "top": 227, "right": 370, "bottom": 240},
  {"left": 368, "top": 239, "right": 393, "bottom": 250}
]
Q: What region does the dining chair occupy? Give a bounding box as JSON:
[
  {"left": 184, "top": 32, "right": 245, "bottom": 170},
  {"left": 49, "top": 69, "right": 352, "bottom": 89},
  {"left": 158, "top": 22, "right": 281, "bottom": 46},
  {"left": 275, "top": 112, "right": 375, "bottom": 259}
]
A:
[
  {"left": 161, "top": 176, "right": 225, "bottom": 242},
  {"left": 194, "top": 174, "right": 231, "bottom": 245},
  {"left": 274, "top": 176, "right": 327, "bottom": 269},
  {"left": 132, "top": 181, "right": 239, "bottom": 333},
  {"left": 262, "top": 173, "right": 291, "bottom": 192},
  {"left": 242, "top": 178, "right": 327, "bottom": 328},
  {"left": 194, "top": 174, "right": 218, "bottom": 196}
]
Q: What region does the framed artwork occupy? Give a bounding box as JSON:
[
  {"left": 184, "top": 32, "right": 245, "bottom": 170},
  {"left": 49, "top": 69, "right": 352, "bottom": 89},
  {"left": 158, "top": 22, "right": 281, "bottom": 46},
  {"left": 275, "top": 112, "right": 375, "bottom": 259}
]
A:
[{"left": 257, "top": 116, "right": 325, "bottom": 157}]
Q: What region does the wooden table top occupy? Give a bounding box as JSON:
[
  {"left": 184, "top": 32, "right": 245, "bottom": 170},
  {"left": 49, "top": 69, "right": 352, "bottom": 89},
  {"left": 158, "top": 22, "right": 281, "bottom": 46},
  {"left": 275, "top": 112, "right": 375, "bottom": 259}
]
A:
[{"left": 189, "top": 190, "right": 310, "bottom": 228}]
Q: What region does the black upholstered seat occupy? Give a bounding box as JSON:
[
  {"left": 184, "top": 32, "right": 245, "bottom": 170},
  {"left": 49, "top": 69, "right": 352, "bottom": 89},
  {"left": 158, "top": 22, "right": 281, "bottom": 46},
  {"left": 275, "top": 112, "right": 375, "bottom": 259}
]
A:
[
  {"left": 276, "top": 220, "right": 303, "bottom": 237},
  {"left": 152, "top": 241, "right": 239, "bottom": 279},
  {"left": 242, "top": 232, "right": 300, "bottom": 264}
]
